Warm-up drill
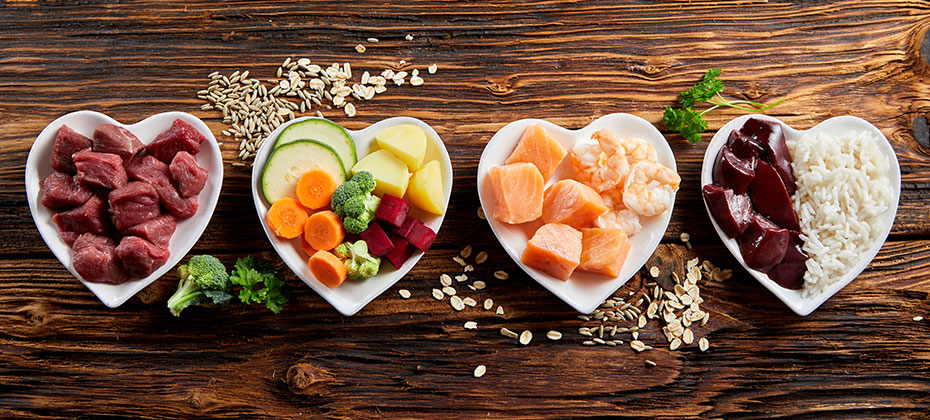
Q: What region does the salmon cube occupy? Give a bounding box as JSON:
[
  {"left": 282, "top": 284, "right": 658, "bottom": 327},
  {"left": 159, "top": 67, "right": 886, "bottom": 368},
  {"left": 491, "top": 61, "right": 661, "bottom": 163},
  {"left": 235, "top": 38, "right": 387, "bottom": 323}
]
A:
[
  {"left": 505, "top": 124, "right": 567, "bottom": 181},
  {"left": 489, "top": 163, "right": 544, "bottom": 224},
  {"left": 578, "top": 228, "right": 631, "bottom": 277},
  {"left": 542, "top": 179, "right": 608, "bottom": 229},
  {"left": 521, "top": 223, "right": 582, "bottom": 280}
]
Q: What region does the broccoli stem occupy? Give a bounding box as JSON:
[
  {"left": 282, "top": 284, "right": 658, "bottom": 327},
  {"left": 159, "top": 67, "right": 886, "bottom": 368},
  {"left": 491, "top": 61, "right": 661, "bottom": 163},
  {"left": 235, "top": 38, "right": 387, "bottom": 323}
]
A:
[{"left": 166, "top": 276, "right": 202, "bottom": 317}]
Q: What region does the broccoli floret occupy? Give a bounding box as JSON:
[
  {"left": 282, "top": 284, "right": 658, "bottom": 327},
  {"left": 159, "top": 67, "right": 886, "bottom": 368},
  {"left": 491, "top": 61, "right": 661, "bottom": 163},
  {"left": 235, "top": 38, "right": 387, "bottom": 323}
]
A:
[
  {"left": 331, "top": 171, "right": 381, "bottom": 234},
  {"left": 333, "top": 240, "right": 381, "bottom": 279},
  {"left": 166, "top": 255, "right": 233, "bottom": 317}
]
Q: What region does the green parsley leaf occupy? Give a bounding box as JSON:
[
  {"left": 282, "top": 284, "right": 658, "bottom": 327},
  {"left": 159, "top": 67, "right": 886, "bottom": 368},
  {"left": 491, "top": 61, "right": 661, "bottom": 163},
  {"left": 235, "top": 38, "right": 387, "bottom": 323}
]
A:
[
  {"left": 679, "top": 68, "right": 723, "bottom": 108},
  {"left": 230, "top": 256, "right": 288, "bottom": 313},
  {"left": 662, "top": 106, "right": 707, "bottom": 144}
]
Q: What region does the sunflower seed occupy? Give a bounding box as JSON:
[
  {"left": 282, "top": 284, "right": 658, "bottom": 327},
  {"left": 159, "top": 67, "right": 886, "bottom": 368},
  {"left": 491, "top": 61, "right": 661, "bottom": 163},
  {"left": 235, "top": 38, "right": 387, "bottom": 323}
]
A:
[
  {"left": 582, "top": 340, "right": 596, "bottom": 346},
  {"left": 500, "top": 328, "right": 518, "bottom": 338},
  {"left": 473, "top": 365, "right": 486, "bottom": 378},
  {"left": 519, "top": 330, "right": 532, "bottom": 345},
  {"left": 914, "top": 316, "right": 925, "bottom": 322},
  {"left": 398, "top": 289, "right": 411, "bottom": 299},
  {"left": 547, "top": 331, "right": 562, "bottom": 340},
  {"left": 645, "top": 360, "right": 656, "bottom": 367},
  {"left": 464, "top": 321, "right": 477, "bottom": 330}
]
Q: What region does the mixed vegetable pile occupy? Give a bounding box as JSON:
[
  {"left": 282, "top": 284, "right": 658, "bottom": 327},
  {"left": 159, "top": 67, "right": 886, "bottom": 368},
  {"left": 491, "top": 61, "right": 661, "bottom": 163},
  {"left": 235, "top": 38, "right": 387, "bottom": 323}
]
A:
[{"left": 167, "top": 255, "right": 287, "bottom": 316}]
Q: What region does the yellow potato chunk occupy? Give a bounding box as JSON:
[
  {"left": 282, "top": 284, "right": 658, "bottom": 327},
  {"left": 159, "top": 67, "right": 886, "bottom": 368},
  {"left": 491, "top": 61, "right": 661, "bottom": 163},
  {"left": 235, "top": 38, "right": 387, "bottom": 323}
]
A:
[
  {"left": 406, "top": 160, "right": 445, "bottom": 215},
  {"left": 375, "top": 124, "right": 427, "bottom": 171},
  {"left": 352, "top": 149, "right": 410, "bottom": 198}
]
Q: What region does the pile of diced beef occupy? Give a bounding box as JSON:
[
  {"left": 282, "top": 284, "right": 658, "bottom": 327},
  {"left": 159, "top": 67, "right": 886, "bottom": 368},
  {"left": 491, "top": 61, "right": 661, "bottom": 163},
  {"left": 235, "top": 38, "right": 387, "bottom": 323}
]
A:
[{"left": 41, "top": 119, "right": 209, "bottom": 284}]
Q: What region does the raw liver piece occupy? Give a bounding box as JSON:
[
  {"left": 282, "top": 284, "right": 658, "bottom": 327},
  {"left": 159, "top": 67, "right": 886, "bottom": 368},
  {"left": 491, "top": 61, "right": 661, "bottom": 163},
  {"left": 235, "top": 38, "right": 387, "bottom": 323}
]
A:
[
  {"left": 488, "top": 162, "right": 545, "bottom": 224},
  {"left": 72, "top": 233, "right": 127, "bottom": 284},
  {"left": 737, "top": 213, "right": 789, "bottom": 272},
  {"left": 504, "top": 123, "right": 568, "bottom": 181},
  {"left": 109, "top": 182, "right": 161, "bottom": 233},
  {"left": 127, "top": 155, "right": 171, "bottom": 184},
  {"left": 41, "top": 172, "right": 93, "bottom": 210},
  {"left": 73, "top": 150, "right": 128, "bottom": 190},
  {"left": 767, "top": 261, "right": 806, "bottom": 290},
  {"left": 53, "top": 195, "right": 109, "bottom": 238},
  {"left": 542, "top": 179, "right": 608, "bottom": 229},
  {"left": 702, "top": 184, "right": 753, "bottom": 238},
  {"left": 51, "top": 125, "right": 93, "bottom": 174},
  {"left": 521, "top": 223, "right": 582, "bottom": 280},
  {"left": 114, "top": 236, "right": 170, "bottom": 278},
  {"left": 169, "top": 151, "right": 208, "bottom": 198},
  {"left": 147, "top": 119, "right": 205, "bottom": 163},
  {"left": 749, "top": 160, "right": 800, "bottom": 231},
  {"left": 782, "top": 230, "right": 809, "bottom": 263},
  {"left": 739, "top": 118, "right": 796, "bottom": 196},
  {"left": 726, "top": 129, "right": 765, "bottom": 160},
  {"left": 92, "top": 123, "right": 145, "bottom": 165},
  {"left": 713, "top": 145, "right": 756, "bottom": 195},
  {"left": 577, "top": 228, "right": 631, "bottom": 277},
  {"left": 126, "top": 215, "right": 176, "bottom": 247}
]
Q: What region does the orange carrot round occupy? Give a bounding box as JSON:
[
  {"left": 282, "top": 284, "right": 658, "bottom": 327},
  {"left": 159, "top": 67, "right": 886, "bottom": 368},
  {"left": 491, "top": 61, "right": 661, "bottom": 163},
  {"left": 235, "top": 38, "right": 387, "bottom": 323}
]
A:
[
  {"left": 309, "top": 250, "right": 347, "bottom": 287},
  {"left": 300, "top": 235, "right": 317, "bottom": 256},
  {"left": 304, "top": 210, "right": 345, "bottom": 251},
  {"left": 267, "top": 197, "right": 309, "bottom": 239},
  {"left": 296, "top": 169, "right": 337, "bottom": 210}
]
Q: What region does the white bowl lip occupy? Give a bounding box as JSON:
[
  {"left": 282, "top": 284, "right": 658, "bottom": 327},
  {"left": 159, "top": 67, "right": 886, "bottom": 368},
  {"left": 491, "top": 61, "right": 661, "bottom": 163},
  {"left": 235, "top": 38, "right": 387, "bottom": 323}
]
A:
[
  {"left": 24, "top": 110, "right": 224, "bottom": 308},
  {"left": 250, "top": 116, "right": 453, "bottom": 316},
  {"left": 476, "top": 113, "right": 678, "bottom": 314},
  {"left": 700, "top": 114, "right": 901, "bottom": 316}
]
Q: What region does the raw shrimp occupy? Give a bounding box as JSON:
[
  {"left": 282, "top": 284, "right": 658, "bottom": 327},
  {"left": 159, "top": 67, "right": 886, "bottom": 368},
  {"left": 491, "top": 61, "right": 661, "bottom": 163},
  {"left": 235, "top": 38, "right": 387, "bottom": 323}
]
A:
[
  {"left": 619, "top": 136, "right": 657, "bottom": 165},
  {"left": 622, "top": 160, "right": 681, "bottom": 217},
  {"left": 571, "top": 129, "right": 629, "bottom": 192},
  {"left": 595, "top": 188, "right": 642, "bottom": 236}
]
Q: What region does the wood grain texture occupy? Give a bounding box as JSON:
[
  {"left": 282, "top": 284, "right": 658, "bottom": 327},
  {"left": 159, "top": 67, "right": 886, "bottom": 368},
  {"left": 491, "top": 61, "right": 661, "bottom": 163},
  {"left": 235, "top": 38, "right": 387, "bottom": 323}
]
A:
[{"left": 1, "top": 1, "right": 930, "bottom": 418}]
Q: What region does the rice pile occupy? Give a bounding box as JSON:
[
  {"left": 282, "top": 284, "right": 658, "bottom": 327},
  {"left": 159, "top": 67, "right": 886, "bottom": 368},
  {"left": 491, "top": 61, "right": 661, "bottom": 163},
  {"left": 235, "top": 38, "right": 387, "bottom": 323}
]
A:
[{"left": 788, "top": 130, "right": 893, "bottom": 297}]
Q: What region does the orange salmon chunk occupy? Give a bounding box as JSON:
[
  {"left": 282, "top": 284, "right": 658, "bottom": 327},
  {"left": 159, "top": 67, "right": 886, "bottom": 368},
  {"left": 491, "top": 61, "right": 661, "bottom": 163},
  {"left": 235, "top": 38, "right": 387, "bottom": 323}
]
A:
[
  {"left": 521, "top": 223, "right": 582, "bottom": 280},
  {"left": 542, "top": 179, "right": 608, "bottom": 229},
  {"left": 505, "top": 123, "right": 567, "bottom": 181},
  {"left": 489, "top": 162, "right": 544, "bottom": 224},
  {"left": 578, "top": 228, "right": 631, "bottom": 277}
]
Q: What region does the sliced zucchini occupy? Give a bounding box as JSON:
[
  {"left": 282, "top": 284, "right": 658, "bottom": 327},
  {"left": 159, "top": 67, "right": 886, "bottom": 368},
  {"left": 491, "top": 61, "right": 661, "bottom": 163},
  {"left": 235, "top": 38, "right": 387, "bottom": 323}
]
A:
[
  {"left": 276, "top": 118, "right": 357, "bottom": 172},
  {"left": 261, "top": 139, "right": 346, "bottom": 204}
]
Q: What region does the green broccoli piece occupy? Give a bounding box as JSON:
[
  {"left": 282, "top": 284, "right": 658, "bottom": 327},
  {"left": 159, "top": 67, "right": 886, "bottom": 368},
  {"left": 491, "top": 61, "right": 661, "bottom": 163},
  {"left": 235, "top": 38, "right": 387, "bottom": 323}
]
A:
[
  {"left": 331, "top": 171, "right": 381, "bottom": 234},
  {"left": 167, "top": 255, "right": 233, "bottom": 317},
  {"left": 333, "top": 240, "right": 381, "bottom": 279}
]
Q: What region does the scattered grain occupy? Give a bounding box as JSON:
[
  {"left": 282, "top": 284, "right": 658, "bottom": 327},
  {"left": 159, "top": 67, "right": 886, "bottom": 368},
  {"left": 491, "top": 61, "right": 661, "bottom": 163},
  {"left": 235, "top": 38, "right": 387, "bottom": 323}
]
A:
[
  {"left": 440, "top": 274, "right": 452, "bottom": 286},
  {"left": 442, "top": 286, "right": 456, "bottom": 296},
  {"left": 464, "top": 321, "right": 478, "bottom": 330},
  {"left": 398, "top": 289, "right": 411, "bottom": 299},
  {"left": 463, "top": 297, "right": 477, "bottom": 307},
  {"left": 547, "top": 331, "right": 562, "bottom": 340},
  {"left": 428, "top": 64, "right": 438, "bottom": 74},
  {"left": 483, "top": 298, "right": 494, "bottom": 310},
  {"left": 649, "top": 266, "right": 660, "bottom": 278},
  {"left": 405, "top": 34, "right": 414, "bottom": 41},
  {"left": 494, "top": 270, "right": 509, "bottom": 280},
  {"left": 450, "top": 296, "right": 465, "bottom": 311},
  {"left": 496, "top": 306, "right": 504, "bottom": 315},
  {"left": 477, "top": 207, "right": 486, "bottom": 220},
  {"left": 645, "top": 360, "right": 656, "bottom": 367},
  {"left": 355, "top": 44, "right": 366, "bottom": 53},
  {"left": 630, "top": 340, "right": 647, "bottom": 352},
  {"left": 464, "top": 264, "right": 474, "bottom": 272},
  {"left": 699, "top": 337, "right": 709, "bottom": 352},
  {"left": 431, "top": 289, "right": 444, "bottom": 300},
  {"left": 473, "top": 280, "right": 486, "bottom": 290},
  {"left": 475, "top": 252, "right": 488, "bottom": 264},
  {"left": 501, "top": 328, "right": 518, "bottom": 339},
  {"left": 473, "top": 365, "right": 486, "bottom": 378},
  {"left": 519, "top": 330, "right": 532, "bottom": 345}
]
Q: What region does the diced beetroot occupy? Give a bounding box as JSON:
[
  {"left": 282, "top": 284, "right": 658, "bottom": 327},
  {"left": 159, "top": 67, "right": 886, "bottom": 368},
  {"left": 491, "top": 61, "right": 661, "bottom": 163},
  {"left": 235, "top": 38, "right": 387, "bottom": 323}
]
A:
[
  {"left": 359, "top": 222, "right": 394, "bottom": 257},
  {"left": 406, "top": 220, "right": 437, "bottom": 252},
  {"left": 395, "top": 216, "right": 417, "bottom": 238},
  {"left": 147, "top": 119, "right": 205, "bottom": 163},
  {"left": 383, "top": 236, "right": 414, "bottom": 269},
  {"left": 51, "top": 125, "right": 93, "bottom": 174},
  {"left": 375, "top": 194, "right": 410, "bottom": 228}
]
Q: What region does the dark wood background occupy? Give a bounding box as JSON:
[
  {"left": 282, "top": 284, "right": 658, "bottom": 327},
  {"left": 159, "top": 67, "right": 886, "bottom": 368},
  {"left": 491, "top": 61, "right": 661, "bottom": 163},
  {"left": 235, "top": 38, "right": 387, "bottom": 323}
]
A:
[{"left": 2, "top": 1, "right": 929, "bottom": 418}]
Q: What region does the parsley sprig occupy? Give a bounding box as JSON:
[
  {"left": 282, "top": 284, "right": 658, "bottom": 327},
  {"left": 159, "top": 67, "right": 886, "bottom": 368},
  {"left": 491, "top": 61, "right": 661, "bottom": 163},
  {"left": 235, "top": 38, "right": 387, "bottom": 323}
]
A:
[
  {"left": 230, "top": 256, "right": 288, "bottom": 314},
  {"left": 662, "top": 68, "right": 785, "bottom": 143}
]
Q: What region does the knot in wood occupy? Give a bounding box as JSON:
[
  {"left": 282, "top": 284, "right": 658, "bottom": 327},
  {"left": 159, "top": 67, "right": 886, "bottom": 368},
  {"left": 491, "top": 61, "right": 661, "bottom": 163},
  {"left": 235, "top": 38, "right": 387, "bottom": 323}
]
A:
[
  {"left": 628, "top": 63, "right": 669, "bottom": 77},
  {"left": 286, "top": 363, "right": 334, "bottom": 396},
  {"left": 484, "top": 79, "right": 514, "bottom": 96},
  {"left": 187, "top": 392, "right": 204, "bottom": 408},
  {"left": 740, "top": 86, "right": 769, "bottom": 100},
  {"left": 24, "top": 305, "right": 47, "bottom": 327}
]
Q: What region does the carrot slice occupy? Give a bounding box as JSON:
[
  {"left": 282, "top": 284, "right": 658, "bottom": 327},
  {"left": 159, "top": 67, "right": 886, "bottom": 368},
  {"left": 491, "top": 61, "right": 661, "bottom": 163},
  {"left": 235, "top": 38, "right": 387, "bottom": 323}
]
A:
[
  {"left": 267, "top": 197, "right": 309, "bottom": 239},
  {"left": 300, "top": 235, "right": 317, "bottom": 256},
  {"left": 304, "top": 210, "right": 345, "bottom": 251},
  {"left": 309, "top": 250, "right": 347, "bottom": 287},
  {"left": 296, "top": 169, "right": 337, "bottom": 210}
]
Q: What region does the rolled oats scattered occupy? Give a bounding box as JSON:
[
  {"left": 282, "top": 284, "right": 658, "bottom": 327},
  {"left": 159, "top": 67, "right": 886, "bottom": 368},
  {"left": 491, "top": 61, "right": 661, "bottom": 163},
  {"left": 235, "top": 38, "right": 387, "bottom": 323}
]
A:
[
  {"left": 519, "top": 330, "right": 532, "bottom": 345},
  {"left": 464, "top": 321, "right": 477, "bottom": 330},
  {"left": 473, "top": 365, "right": 486, "bottom": 378},
  {"left": 546, "top": 330, "right": 562, "bottom": 340},
  {"left": 398, "top": 289, "right": 411, "bottom": 299},
  {"left": 431, "top": 289, "right": 444, "bottom": 300},
  {"left": 500, "top": 328, "right": 518, "bottom": 339}
]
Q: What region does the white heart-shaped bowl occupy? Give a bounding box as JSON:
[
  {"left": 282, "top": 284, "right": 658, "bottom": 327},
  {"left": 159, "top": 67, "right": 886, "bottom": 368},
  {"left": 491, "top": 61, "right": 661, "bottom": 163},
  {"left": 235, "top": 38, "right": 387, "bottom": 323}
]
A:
[
  {"left": 251, "top": 116, "right": 452, "bottom": 316},
  {"left": 25, "top": 110, "right": 223, "bottom": 308},
  {"left": 701, "top": 114, "right": 900, "bottom": 316},
  {"left": 477, "top": 113, "right": 677, "bottom": 314}
]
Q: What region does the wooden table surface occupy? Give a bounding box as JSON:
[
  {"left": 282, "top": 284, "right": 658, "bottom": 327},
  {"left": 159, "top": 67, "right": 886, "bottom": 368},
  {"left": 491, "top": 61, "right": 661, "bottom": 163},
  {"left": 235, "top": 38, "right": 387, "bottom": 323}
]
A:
[{"left": 2, "top": 1, "right": 930, "bottom": 418}]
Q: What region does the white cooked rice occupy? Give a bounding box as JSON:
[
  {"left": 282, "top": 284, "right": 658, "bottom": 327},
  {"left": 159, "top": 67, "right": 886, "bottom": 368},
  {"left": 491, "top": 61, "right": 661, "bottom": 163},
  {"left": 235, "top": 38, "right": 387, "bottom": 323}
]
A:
[{"left": 788, "top": 130, "right": 892, "bottom": 297}]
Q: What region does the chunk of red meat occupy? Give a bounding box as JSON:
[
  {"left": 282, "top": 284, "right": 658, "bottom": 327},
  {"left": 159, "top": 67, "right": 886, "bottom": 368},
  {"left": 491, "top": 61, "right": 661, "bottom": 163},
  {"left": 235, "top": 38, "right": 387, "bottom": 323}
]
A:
[
  {"left": 153, "top": 182, "right": 199, "bottom": 219},
  {"left": 72, "top": 233, "right": 127, "bottom": 284},
  {"left": 126, "top": 215, "right": 176, "bottom": 247},
  {"left": 51, "top": 125, "right": 93, "bottom": 175},
  {"left": 41, "top": 172, "right": 93, "bottom": 210},
  {"left": 147, "top": 119, "right": 205, "bottom": 163},
  {"left": 74, "top": 150, "right": 127, "bottom": 190},
  {"left": 109, "top": 182, "right": 160, "bottom": 233},
  {"left": 93, "top": 123, "right": 145, "bottom": 165},
  {"left": 53, "top": 195, "right": 109, "bottom": 238},
  {"left": 169, "top": 151, "right": 208, "bottom": 197},
  {"left": 114, "top": 236, "right": 170, "bottom": 278},
  {"left": 126, "top": 154, "right": 170, "bottom": 184}
]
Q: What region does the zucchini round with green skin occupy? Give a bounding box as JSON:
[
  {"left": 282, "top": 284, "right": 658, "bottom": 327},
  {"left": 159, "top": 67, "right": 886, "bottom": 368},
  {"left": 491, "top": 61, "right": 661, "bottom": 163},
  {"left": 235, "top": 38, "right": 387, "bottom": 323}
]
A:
[
  {"left": 261, "top": 139, "right": 346, "bottom": 204},
  {"left": 276, "top": 119, "right": 357, "bottom": 173}
]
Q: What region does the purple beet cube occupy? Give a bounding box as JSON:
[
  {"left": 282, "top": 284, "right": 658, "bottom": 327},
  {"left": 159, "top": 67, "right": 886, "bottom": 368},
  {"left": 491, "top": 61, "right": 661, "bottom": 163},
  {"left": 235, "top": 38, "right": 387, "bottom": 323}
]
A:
[
  {"left": 375, "top": 194, "right": 410, "bottom": 228},
  {"left": 383, "top": 236, "right": 413, "bottom": 269},
  {"left": 359, "top": 222, "right": 394, "bottom": 257},
  {"left": 406, "top": 220, "right": 437, "bottom": 252},
  {"left": 395, "top": 216, "right": 417, "bottom": 238}
]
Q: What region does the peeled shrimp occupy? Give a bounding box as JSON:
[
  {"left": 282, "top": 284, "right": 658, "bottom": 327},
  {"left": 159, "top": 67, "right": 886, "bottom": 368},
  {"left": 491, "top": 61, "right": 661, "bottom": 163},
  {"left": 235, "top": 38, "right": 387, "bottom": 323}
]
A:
[
  {"left": 622, "top": 160, "right": 681, "bottom": 217},
  {"left": 571, "top": 129, "right": 629, "bottom": 192},
  {"left": 619, "top": 136, "right": 657, "bottom": 165},
  {"left": 595, "top": 188, "right": 642, "bottom": 236}
]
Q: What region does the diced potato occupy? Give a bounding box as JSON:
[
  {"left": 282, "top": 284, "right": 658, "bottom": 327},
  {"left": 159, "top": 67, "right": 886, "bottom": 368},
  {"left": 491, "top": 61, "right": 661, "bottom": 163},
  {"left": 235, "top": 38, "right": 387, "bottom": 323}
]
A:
[
  {"left": 375, "top": 124, "right": 427, "bottom": 171},
  {"left": 352, "top": 149, "right": 410, "bottom": 198},
  {"left": 406, "top": 160, "right": 445, "bottom": 215}
]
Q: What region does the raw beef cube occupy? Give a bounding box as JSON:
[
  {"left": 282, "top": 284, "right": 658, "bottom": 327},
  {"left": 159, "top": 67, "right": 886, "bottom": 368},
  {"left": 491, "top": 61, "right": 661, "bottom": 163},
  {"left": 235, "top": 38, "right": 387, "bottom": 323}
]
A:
[
  {"left": 169, "top": 151, "right": 208, "bottom": 197},
  {"left": 72, "top": 233, "right": 127, "bottom": 284},
  {"left": 406, "top": 220, "right": 437, "bottom": 252},
  {"left": 126, "top": 154, "right": 171, "bottom": 184},
  {"left": 60, "top": 231, "right": 80, "bottom": 246},
  {"left": 126, "top": 215, "right": 176, "bottom": 247},
  {"left": 153, "top": 182, "right": 199, "bottom": 219},
  {"left": 114, "top": 236, "right": 170, "bottom": 278},
  {"left": 41, "top": 172, "right": 93, "bottom": 210},
  {"left": 383, "top": 236, "right": 414, "bottom": 269},
  {"left": 375, "top": 194, "right": 410, "bottom": 228},
  {"left": 51, "top": 125, "right": 92, "bottom": 174},
  {"left": 147, "top": 119, "right": 205, "bottom": 163},
  {"left": 53, "top": 195, "right": 109, "bottom": 237},
  {"left": 93, "top": 123, "right": 145, "bottom": 164},
  {"left": 109, "top": 182, "right": 160, "bottom": 233},
  {"left": 359, "top": 222, "right": 394, "bottom": 257},
  {"left": 74, "top": 150, "right": 127, "bottom": 190}
]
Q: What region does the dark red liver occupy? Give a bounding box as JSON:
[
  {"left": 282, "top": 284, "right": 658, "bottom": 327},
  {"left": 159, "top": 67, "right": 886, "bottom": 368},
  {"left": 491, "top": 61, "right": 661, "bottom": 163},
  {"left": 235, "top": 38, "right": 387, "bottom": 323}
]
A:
[
  {"left": 713, "top": 145, "right": 756, "bottom": 195},
  {"left": 702, "top": 184, "right": 753, "bottom": 238},
  {"left": 739, "top": 118, "right": 796, "bottom": 196},
  {"left": 737, "top": 213, "right": 789, "bottom": 272},
  {"left": 748, "top": 161, "right": 800, "bottom": 231}
]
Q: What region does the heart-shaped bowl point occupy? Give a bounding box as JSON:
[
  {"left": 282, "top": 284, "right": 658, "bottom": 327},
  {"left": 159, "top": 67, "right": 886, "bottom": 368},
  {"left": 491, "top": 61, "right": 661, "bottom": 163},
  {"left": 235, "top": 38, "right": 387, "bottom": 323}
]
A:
[
  {"left": 25, "top": 110, "right": 223, "bottom": 308},
  {"left": 251, "top": 116, "right": 452, "bottom": 316},
  {"left": 701, "top": 114, "right": 900, "bottom": 316},
  {"left": 477, "top": 113, "right": 678, "bottom": 314}
]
